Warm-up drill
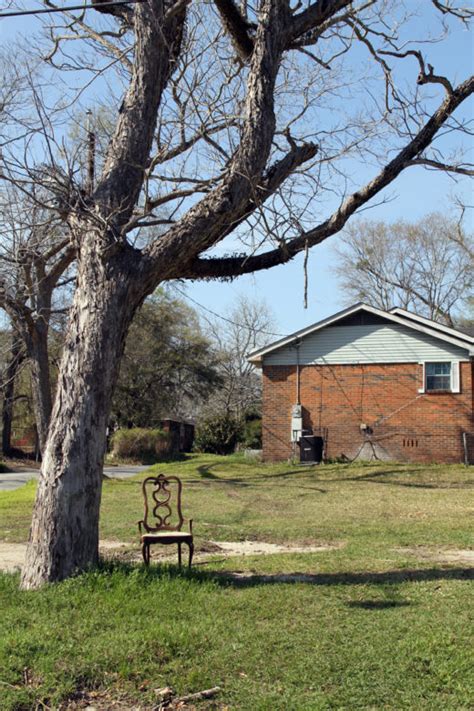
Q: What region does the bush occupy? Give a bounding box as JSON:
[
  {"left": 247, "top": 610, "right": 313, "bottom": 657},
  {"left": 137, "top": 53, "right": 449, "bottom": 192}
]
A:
[
  {"left": 241, "top": 417, "right": 262, "bottom": 449},
  {"left": 194, "top": 414, "right": 242, "bottom": 455},
  {"left": 110, "top": 428, "right": 172, "bottom": 462}
]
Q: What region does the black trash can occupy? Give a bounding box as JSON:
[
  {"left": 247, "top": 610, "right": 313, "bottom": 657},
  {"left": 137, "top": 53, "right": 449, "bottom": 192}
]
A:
[{"left": 299, "top": 434, "right": 324, "bottom": 463}]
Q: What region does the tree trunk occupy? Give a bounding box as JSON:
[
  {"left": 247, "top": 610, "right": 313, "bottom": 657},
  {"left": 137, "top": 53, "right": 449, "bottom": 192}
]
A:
[
  {"left": 1, "top": 330, "right": 24, "bottom": 457},
  {"left": 20, "top": 237, "right": 145, "bottom": 589},
  {"left": 27, "top": 324, "right": 53, "bottom": 456}
]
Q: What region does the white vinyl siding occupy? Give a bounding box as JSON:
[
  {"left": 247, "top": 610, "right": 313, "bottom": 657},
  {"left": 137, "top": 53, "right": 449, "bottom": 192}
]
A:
[{"left": 264, "top": 324, "right": 469, "bottom": 366}]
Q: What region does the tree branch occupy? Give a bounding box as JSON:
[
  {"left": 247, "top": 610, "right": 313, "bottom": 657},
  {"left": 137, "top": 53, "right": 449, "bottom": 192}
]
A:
[
  {"left": 407, "top": 158, "right": 474, "bottom": 176},
  {"left": 289, "top": 0, "right": 353, "bottom": 45},
  {"left": 93, "top": 0, "right": 187, "bottom": 229},
  {"left": 180, "top": 74, "right": 474, "bottom": 279},
  {"left": 142, "top": 1, "right": 290, "bottom": 274},
  {"left": 213, "top": 0, "right": 255, "bottom": 60}
]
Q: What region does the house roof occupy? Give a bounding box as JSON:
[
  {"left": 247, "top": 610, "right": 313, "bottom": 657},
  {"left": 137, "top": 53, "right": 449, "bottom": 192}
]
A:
[
  {"left": 389, "top": 307, "right": 474, "bottom": 344},
  {"left": 247, "top": 303, "right": 474, "bottom": 365}
]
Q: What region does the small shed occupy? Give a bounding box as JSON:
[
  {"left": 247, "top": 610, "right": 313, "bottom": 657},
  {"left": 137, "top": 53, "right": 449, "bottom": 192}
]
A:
[{"left": 161, "top": 418, "right": 195, "bottom": 453}]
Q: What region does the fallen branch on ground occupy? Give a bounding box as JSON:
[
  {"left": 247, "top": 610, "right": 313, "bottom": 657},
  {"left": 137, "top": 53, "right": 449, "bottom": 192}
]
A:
[{"left": 154, "top": 685, "right": 222, "bottom": 709}]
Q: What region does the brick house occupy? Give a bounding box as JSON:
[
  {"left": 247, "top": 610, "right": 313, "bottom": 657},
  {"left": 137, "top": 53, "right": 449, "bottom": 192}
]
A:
[{"left": 248, "top": 304, "right": 474, "bottom": 464}]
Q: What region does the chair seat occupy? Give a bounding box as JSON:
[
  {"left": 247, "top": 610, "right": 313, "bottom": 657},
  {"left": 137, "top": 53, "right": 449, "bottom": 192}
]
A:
[{"left": 141, "top": 531, "right": 193, "bottom": 544}]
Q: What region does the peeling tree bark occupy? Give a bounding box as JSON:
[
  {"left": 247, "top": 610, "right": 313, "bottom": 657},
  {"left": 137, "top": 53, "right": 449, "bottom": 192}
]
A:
[{"left": 21, "top": 231, "right": 146, "bottom": 586}]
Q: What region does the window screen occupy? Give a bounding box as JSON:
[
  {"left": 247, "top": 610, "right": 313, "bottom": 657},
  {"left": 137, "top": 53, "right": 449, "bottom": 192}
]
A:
[{"left": 426, "top": 362, "right": 451, "bottom": 391}]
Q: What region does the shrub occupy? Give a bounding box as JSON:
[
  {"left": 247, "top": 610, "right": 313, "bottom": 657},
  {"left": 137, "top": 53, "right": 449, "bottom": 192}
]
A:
[
  {"left": 194, "top": 414, "right": 242, "bottom": 455},
  {"left": 241, "top": 417, "right": 262, "bottom": 449},
  {"left": 110, "top": 428, "right": 172, "bottom": 462}
]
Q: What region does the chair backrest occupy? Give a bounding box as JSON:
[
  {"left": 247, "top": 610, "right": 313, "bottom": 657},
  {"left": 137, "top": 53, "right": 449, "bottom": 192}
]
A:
[{"left": 141, "top": 474, "right": 184, "bottom": 532}]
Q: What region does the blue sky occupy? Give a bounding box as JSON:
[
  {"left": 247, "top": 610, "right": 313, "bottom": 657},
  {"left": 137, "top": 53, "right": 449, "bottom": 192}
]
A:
[{"left": 1, "top": 2, "right": 473, "bottom": 337}]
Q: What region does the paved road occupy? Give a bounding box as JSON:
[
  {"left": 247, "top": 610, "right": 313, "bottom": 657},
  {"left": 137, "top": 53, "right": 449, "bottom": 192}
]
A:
[{"left": 0, "top": 465, "right": 149, "bottom": 492}]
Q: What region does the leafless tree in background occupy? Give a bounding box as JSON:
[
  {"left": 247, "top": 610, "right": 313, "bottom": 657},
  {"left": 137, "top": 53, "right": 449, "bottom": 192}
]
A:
[
  {"left": 0, "top": 326, "right": 25, "bottom": 456},
  {"left": 334, "top": 213, "right": 474, "bottom": 326},
  {"left": 0, "top": 187, "right": 75, "bottom": 454},
  {"left": 0, "top": 0, "right": 470, "bottom": 588},
  {"left": 202, "top": 296, "right": 274, "bottom": 419}
]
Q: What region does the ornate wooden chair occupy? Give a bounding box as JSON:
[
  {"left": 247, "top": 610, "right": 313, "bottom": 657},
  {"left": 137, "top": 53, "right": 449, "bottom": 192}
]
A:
[{"left": 138, "top": 474, "right": 194, "bottom": 569}]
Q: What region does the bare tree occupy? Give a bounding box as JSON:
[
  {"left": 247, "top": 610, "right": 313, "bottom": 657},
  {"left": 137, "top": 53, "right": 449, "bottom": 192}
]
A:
[
  {"left": 203, "top": 296, "right": 274, "bottom": 419},
  {"left": 0, "top": 326, "right": 25, "bottom": 456},
  {"left": 0, "top": 187, "right": 75, "bottom": 454},
  {"left": 334, "top": 213, "right": 474, "bottom": 325},
  {"left": 2, "top": 0, "right": 470, "bottom": 589}
]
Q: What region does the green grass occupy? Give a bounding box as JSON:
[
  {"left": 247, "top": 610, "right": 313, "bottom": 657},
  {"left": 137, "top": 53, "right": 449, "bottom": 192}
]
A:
[{"left": 0, "top": 454, "right": 473, "bottom": 709}]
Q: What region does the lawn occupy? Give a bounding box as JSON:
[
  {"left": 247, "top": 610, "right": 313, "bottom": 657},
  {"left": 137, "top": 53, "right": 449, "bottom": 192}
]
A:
[{"left": 0, "top": 454, "right": 473, "bottom": 710}]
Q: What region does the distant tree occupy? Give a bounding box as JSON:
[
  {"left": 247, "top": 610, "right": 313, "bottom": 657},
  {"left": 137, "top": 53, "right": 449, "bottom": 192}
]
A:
[
  {"left": 203, "top": 296, "right": 274, "bottom": 420},
  {"left": 0, "top": 327, "right": 25, "bottom": 456},
  {"left": 0, "top": 188, "right": 74, "bottom": 454},
  {"left": 454, "top": 297, "right": 474, "bottom": 336},
  {"left": 334, "top": 213, "right": 473, "bottom": 326},
  {"left": 111, "top": 290, "right": 220, "bottom": 428}
]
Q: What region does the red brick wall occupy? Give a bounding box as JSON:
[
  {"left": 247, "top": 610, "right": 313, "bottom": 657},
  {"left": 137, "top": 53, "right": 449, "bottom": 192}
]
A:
[{"left": 262, "top": 361, "right": 474, "bottom": 463}]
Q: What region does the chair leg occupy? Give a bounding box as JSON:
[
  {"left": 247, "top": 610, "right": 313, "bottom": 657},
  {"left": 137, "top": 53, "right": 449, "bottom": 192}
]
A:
[
  {"left": 142, "top": 543, "right": 149, "bottom": 566},
  {"left": 177, "top": 542, "right": 182, "bottom": 569},
  {"left": 188, "top": 541, "right": 194, "bottom": 569}
]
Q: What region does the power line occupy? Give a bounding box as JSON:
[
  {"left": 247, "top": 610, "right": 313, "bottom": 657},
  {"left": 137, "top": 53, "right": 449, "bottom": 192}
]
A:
[
  {"left": 0, "top": 0, "right": 144, "bottom": 18},
  {"left": 173, "top": 286, "right": 287, "bottom": 338}
]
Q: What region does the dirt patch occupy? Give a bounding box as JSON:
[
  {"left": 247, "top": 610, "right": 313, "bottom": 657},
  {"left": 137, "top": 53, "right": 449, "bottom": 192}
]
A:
[
  {"left": 103, "top": 539, "right": 344, "bottom": 565},
  {"left": 59, "top": 688, "right": 151, "bottom": 710},
  {"left": 393, "top": 546, "right": 474, "bottom": 565},
  {"left": 0, "top": 539, "right": 342, "bottom": 572},
  {"left": 207, "top": 540, "right": 343, "bottom": 557},
  {"left": 0, "top": 541, "right": 131, "bottom": 573},
  {"left": 3, "top": 540, "right": 472, "bottom": 573},
  {"left": 0, "top": 543, "right": 27, "bottom": 572}
]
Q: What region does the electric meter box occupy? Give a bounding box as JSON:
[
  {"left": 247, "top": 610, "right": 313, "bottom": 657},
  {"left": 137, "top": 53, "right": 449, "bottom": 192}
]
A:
[{"left": 291, "top": 404, "right": 303, "bottom": 442}]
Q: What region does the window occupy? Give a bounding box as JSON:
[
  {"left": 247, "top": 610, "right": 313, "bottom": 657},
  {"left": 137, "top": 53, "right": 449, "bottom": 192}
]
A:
[
  {"left": 426, "top": 362, "right": 451, "bottom": 391},
  {"left": 419, "top": 361, "right": 460, "bottom": 393}
]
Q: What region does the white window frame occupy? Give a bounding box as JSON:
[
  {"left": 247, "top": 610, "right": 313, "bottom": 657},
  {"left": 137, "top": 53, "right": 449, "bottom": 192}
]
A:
[{"left": 418, "top": 361, "right": 460, "bottom": 394}]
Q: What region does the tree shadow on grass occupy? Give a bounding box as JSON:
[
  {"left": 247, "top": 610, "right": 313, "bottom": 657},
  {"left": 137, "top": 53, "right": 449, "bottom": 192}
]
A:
[
  {"left": 186, "top": 464, "right": 473, "bottom": 491},
  {"left": 190, "top": 465, "right": 330, "bottom": 488},
  {"left": 98, "top": 560, "right": 473, "bottom": 589},
  {"left": 346, "top": 600, "right": 412, "bottom": 610},
  {"left": 196, "top": 465, "right": 219, "bottom": 479},
  {"left": 321, "top": 469, "right": 474, "bottom": 490}
]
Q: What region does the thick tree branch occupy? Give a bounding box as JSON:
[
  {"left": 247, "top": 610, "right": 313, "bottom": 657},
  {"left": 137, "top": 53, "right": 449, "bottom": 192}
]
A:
[
  {"left": 90, "top": 0, "right": 134, "bottom": 24},
  {"left": 180, "top": 75, "right": 474, "bottom": 279},
  {"left": 289, "top": 0, "right": 353, "bottom": 45},
  {"left": 142, "top": 1, "right": 290, "bottom": 275},
  {"left": 45, "top": 247, "right": 76, "bottom": 291},
  {"left": 213, "top": 0, "right": 255, "bottom": 60},
  {"left": 93, "top": 0, "right": 187, "bottom": 229},
  {"left": 43, "top": 236, "right": 71, "bottom": 263}
]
